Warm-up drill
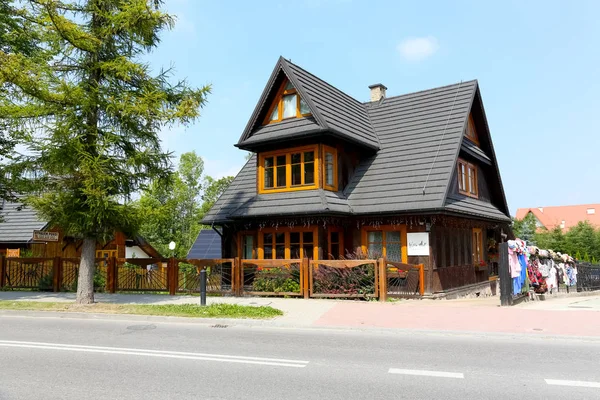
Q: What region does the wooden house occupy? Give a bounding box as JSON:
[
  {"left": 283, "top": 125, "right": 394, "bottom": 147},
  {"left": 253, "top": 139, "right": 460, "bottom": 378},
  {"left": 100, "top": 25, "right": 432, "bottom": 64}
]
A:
[
  {"left": 201, "top": 57, "right": 511, "bottom": 296},
  {"left": 0, "top": 199, "right": 162, "bottom": 259}
]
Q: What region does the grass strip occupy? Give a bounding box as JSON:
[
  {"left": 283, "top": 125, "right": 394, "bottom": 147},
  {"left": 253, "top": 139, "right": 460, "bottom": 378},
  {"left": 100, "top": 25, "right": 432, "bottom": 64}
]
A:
[{"left": 0, "top": 301, "right": 283, "bottom": 319}]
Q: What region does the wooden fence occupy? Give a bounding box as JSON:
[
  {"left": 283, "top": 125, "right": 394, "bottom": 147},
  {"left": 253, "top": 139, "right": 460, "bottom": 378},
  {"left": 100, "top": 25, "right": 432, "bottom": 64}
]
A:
[
  {"left": 384, "top": 261, "right": 425, "bottom": 299},
  {"left": 0, "top": 256, "right": 428, "bottom": 300}
]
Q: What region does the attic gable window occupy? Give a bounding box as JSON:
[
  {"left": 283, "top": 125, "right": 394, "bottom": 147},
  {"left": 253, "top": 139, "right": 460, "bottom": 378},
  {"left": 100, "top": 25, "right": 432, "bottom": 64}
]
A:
[
  {"left": 458, "top": 158, "right": 478, "bottom": 198},
  {"left": 264, "top": 80, "right": 311, "bottom": 125},
  {"left": 464, "top": 114, "right": 479, "bottom": 145}
]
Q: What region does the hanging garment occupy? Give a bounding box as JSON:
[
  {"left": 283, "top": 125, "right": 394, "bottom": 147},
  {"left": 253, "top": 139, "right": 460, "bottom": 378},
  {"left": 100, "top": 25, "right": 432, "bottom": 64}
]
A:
[
  {"left": 566, "top": 265, "right": 576, "bottom": 286},
  {"left": 546, "top": 265, "right": 558, "bottom": 292},
  {"left": 509, "top": 248, "right": 521, "bottom": 278},
  {"left": 512, "top": 277, "right": 521, "bottom": 296},
  {"left": 558, "top": 263, "right": 569, "bottom": 286},
  {"left": 518, "top": 253, "right": 528, "bottom": 287},
  {"left": 539, "top": 261, "right": 550, "bottom": 277}
]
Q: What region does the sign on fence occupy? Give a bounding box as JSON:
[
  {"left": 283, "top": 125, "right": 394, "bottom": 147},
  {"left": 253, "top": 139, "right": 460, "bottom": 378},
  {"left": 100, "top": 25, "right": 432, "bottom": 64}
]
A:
[
  {"left": 407, "top": 232, "right": 429, "bottom": 256},
  {"left": 33, "top": 230, "right": 59, "bottom": 242},
  {"left": 6, "top": 249, "right": 20, "bottom": 258}
]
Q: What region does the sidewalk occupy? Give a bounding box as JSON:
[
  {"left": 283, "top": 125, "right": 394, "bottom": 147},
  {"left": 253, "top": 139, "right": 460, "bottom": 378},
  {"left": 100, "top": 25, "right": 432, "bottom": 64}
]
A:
[{"left": 2, "top": 291, "right": 600, "bottom": 337}]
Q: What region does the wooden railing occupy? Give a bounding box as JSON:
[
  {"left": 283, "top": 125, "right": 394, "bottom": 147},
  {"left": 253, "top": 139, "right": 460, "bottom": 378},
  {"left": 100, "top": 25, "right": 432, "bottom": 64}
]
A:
[
  {"left": 240, "top": 259, "right": 306, "bottom": 297},
  {"left": 383, "top": 261, "right": 425, "bottom": 299},
  {"left": 0, "top": 256, "right": 428, "bottom": 300},
  {"left": 309, "top": 259, "right": 379, "bottom": 299}
]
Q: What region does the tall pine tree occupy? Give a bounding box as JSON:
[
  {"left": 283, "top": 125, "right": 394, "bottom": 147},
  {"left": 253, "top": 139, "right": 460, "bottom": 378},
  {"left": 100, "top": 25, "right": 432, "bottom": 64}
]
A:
[{"left": 1, "top": 0, "right": 209, "bottom": 303}]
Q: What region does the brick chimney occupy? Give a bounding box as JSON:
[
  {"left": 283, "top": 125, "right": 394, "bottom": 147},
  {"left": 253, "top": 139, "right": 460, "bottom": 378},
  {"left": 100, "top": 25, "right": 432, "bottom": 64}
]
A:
[{"left": 369, "top": 83, "right": 387, "bottom": 102}]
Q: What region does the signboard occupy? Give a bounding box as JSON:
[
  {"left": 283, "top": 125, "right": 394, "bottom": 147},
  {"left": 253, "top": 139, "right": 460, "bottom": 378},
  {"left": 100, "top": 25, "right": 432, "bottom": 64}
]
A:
[
  {"left": 407, "top": 232, "right": 430, "bottom": 256},
  {"left": 6, "top": 249, "right": 20, "bottom": 258},
  {"left": 33, "top": 230, "right": 59, "bottom": 242}
]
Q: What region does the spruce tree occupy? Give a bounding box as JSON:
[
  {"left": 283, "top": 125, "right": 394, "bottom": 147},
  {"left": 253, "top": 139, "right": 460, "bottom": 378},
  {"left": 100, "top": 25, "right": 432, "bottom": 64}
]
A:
[{"left": 1, "top": 0, "right": 209, "bottom": 303}]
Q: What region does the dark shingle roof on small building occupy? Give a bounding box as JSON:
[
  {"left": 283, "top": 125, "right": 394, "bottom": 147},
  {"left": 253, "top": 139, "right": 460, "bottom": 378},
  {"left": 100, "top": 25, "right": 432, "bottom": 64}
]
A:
[
  {"left": 203, "top": 58, "right": 511, "bottom": 224},
  {"left": 0, "top": 200, "right": 47, "bottom": 243},
  {"left": 187, "top": 229, "right": 222, "bottom": 259}
]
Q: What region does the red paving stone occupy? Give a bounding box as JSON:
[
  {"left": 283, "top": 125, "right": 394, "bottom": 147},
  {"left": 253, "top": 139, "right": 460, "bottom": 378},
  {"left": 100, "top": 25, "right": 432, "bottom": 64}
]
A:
[{"left": 314, "top": 302, "right": 600, "bottom": 336}]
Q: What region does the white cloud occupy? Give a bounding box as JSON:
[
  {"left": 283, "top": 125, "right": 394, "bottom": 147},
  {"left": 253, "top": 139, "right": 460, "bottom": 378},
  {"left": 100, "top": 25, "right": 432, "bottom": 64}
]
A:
[{"left": 397, "top": 36, "right": 439, "bottom": 62}]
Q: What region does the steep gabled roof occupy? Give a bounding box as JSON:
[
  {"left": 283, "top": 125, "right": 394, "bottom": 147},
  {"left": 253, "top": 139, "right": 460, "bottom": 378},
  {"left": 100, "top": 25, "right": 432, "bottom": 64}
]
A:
[
  {"left": 347, "top": 80, "right": 477, "bottom": 214},
  {"left": 203, "top": 59, "right": 511, "bottom": 225},
  {"left": 0, "top": 200, "right": 47, "bottom": 243},
  {"left": 236, "top": 57, "right": 379, "bottom": 151},
  {"left": 515, "top": 204, "right": 600, "bottom": 230}
]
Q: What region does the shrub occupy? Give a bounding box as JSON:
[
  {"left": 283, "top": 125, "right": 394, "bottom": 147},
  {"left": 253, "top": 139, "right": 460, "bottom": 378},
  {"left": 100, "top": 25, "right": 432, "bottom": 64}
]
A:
[
  {"left": 251, "top": 266, "right": 301, "bottom": 293},
  {"left": 38, "top": 272, "right": 54, "bottom": 291},
  {"left": 312, "top": 263, "right": 375, "bottom": 296}
]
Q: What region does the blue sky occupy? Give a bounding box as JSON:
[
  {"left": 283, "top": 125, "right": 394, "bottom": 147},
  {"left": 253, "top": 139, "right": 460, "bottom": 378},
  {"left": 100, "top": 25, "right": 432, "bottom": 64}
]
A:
[{"left": 148, "top": 0, "right": 599, "bottom": 215}]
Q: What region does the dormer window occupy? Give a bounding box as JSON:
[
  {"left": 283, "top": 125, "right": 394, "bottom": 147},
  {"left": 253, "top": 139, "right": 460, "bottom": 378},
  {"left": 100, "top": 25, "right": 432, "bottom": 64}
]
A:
[
  {"left": 258, "top": 144, "right": 338, "bottom": 194},
  {"left": 458, "top": 158, "right": 478, "bottom": 198},
  {"left": 464, "top": 114, "right": 479, "bottom": 145},
  {"left": 264, "top": 80, "right": 311, "bottom": 125},
  {"left": 259, "top": 145, "right": 318, "bottom": 193}
]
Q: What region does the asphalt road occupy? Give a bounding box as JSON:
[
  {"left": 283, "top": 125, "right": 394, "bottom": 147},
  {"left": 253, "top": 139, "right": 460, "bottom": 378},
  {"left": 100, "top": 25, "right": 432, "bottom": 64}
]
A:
[{"left": 1, "top": 315, "right": 600, "bottom": 399}]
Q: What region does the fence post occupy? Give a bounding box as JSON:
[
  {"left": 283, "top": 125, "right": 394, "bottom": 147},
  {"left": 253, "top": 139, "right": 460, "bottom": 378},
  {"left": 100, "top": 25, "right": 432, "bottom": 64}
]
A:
[
  {"left": 232, "top": 258, "right": 239, "bottom": 296},
  {"left": 238, "top": 259, "right": 244, "bottom": 296},
  {"left": 419, "top": 264, "right": 425, "bottom": 296},
  {"left": 0, "top": 256, "right": 6, "bottom": 288},
  {"left": 498, "top": 242, "right": 512, "bottom": 306},
  {"left": 52, "top": 257, "right": 61, "bottom": 292},
  {"left": 303, "top": 258, "right": 310, "bottom": 299},
  {"left": 378, "top": 258, "right": 387, "bottom": 302},
  {"left": 107, "top": 257, "right": 117, "bottom": 293},
  {"left": 168, "top": 257, "right": 178, "bottom": 296}
]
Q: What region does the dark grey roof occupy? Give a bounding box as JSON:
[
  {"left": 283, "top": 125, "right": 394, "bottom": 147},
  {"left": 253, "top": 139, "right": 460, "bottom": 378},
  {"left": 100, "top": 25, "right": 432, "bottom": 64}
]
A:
[
  {"left": 187, "top": 230, "right": 222, "bottom": 259},
  {"left": 445, "top": 194, "right": 511, "bottom": 222},
  {"left": 229, "top": 190, "right": 351, "bottom": 218},
  {"left": 347, "top": 80, "right": 477, "bottom": 213},
  {"left": 285, "top": 60, "right": 379, "bottom": 149},
  {"left": 0, "top": 200, "right": 47, "bottom": 243},
  {"left": 236, "top": 57, "right": 379, "bottom": 151},
  {"left": 461, "top": 139, "right": 491, "bottom": 165},
  {"left": 202, "top": 155, "right": 351, "bottom": 223},
  {"left": 203, "top": 60, "right": 510, "bottom": 224},
  {"left": 241, "top": 117, "right": 321, "bottom": 145}
]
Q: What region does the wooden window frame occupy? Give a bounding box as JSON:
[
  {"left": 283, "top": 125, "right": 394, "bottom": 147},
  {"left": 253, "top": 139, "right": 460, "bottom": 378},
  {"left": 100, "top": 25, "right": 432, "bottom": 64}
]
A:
[
  {"left": 237, "top": 231, "right": 257, "bottom": 260},
  {"left": 360, "top": 225, "right": 408, "bottom": 263},
  {"left": 457, "top": 158, "right": 478, "bottom": 198},
  {"left": 263, "top": 79, "right": 312, "bottom": 125},
  {"left": 322, "top": 145, "right": 338, "bottom": 192},
  {"left": 327, "top": 227, "right": 345, "bottom": 260},
  {"left": 472, "top": 228, "right": 483, "bottom": 264},
  {"left": 257, "top": 227, "right": 319, "bottom": 260},
  {"left": 96, "top": 250, "right": 117, "bottom": 259},
  {"left": 258, "top": 145, "right": 319, "bottom": 194},
  {"left": 464, "top": 114, "right": 479, "bottom": 145}
]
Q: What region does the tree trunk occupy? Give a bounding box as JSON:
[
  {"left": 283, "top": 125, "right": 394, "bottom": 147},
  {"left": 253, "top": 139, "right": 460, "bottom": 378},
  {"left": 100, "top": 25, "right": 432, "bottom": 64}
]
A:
[{"left": 76, "top": 238, "right": 96, "bottom": 304}]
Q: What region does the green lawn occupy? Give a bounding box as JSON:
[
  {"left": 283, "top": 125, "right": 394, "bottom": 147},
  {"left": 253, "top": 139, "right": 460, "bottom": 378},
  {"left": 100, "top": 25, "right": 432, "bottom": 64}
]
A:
[{"left": 0, "top": 301, "right": 283, "bottom": 319}]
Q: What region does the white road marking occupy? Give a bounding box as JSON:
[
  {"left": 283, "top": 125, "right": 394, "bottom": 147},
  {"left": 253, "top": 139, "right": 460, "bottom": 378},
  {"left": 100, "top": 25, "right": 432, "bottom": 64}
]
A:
[
  {"left": 545, "top": 379, "right": 600, "bottom": 388},
  {"left": 388, "top": 368, "right": 464, "bottom": 379},
  {"left": 0, "top": 340, "right": 308, "bottom": 368}
]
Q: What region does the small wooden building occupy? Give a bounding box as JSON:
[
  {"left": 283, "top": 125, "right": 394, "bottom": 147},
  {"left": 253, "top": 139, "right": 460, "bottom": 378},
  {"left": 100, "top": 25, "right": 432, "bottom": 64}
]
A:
[
  {"left": 202, "top": 57, "right": 511, "bottom": 297},
  {"left": 0, "top": 200, "right": 162, "bottom": 259}
]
